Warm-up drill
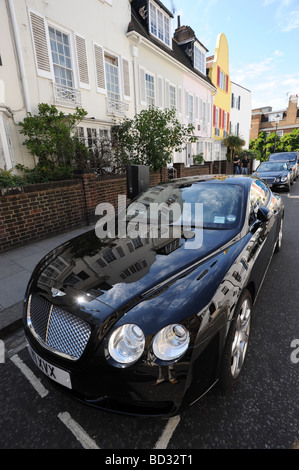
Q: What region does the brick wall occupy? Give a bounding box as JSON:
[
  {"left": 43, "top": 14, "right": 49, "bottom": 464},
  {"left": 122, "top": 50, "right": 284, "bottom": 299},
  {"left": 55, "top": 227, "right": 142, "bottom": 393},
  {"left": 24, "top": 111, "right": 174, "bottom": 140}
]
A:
[
  {"left": 0, "top": 162, "right": 236, "bottom": 253},
  {"left": 173, "top": 163, "right": 213, "bottom": 178},
  {"left": 0, "top": 179, "right": 86, "bottom": 253},
  {"left": 173, "top": 161, "right": 234, "bottom": 177},
  {"left": 80, "top": 173, "right": 127, "bottom": 224},
  {"left": 250, "top": 95, "right": 299, "bottom": 140}
]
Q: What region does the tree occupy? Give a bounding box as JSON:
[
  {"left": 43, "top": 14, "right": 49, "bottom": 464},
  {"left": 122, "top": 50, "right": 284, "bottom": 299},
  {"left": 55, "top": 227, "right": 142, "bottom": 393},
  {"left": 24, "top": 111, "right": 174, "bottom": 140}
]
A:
[
  {"left": 19, "top": 103, "right": 89, "bottom": 169},
  {"left": 240, "top": 149, "right": 259, "bottom": 160},
  {"left": 112, "top": 107, "right": 196, "bottom": 171},
  {"left": 249, "top": 131, "right": 267, "bottom": 161},
  {"left": 250, "top": 128, "right": 299, "bottom": 161},
  {"left": 264, "top": 132, "right": 280, "bottom": 155},
  {"left": 276, "top": 128, "right": 299, "bottom": 153},
  {"left": 223, "top": 134, "right": 246, "bottom": 162}
]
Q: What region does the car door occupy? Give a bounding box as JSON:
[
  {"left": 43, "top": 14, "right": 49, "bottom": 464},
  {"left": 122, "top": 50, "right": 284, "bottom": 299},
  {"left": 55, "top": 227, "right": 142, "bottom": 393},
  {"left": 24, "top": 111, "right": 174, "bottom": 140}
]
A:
[{"left": 247, "top": 180, "right": 277, "bottom": 289}]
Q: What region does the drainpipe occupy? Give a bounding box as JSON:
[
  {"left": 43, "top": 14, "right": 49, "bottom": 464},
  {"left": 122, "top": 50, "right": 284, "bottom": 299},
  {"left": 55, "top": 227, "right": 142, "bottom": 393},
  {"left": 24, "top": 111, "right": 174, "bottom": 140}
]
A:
[
  {"left": 129, "top": 34, "right": 142, "bottom": 116},
  {"left": 7, "top": 0, "right": 32, "bottom": 115},
  {"left": 131, "top": 48, "right": 139, "bottom": 116}
]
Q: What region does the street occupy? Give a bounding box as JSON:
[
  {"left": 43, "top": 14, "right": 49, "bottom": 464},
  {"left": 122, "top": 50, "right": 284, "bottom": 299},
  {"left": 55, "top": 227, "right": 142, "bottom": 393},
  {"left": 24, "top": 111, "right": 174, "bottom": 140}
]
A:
[{"left": 0, "top": 182, "right": 298, "bottom": 450}]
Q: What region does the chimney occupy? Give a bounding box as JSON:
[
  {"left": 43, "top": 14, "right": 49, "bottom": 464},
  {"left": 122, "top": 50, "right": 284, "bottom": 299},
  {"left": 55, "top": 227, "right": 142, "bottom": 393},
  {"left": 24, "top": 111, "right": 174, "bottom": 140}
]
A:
[
  {"left": 289, "top": 94, "right": 298, "bottom": 104},
  {"left": 287, "top": 94, "right": 298, "bottom": 122},
  {"left": 174, "top": 25, "right": 195, "bottom": 44}
]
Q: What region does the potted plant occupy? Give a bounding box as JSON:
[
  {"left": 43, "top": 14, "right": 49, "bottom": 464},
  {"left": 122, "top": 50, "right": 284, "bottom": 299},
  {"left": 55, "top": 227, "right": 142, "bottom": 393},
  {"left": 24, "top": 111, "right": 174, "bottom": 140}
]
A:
[{"left": 193, "top": 153, "right": 205, "bottom": 165}]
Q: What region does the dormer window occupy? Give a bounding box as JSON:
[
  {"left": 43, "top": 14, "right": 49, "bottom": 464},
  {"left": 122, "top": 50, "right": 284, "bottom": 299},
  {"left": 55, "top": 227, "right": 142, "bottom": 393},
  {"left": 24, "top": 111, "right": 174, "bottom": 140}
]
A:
[
  {"left": 194, "top": 43, "right": 206, "bottom": 75},
  {"left": 149, "top": 1, "right": 171, "bottom": 47}
]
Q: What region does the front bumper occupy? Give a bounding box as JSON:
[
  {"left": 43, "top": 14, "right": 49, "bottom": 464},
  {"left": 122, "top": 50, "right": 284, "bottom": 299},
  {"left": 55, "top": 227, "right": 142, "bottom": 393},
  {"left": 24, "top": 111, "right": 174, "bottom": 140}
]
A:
[
  {"left": 23, "top": 288, "right": 221, "bottom": 417},
  {"left": 23, "top": 293, "right": 188, "bottom": 416},
  {"left": 273, "top": 182, "right": 289, "bottom": 190},
  {"left": 24, "top": 330, "right": 189, "bottom": 417},
  {"left": 263, "top": 181, "right": 289, "bottom": 190}
]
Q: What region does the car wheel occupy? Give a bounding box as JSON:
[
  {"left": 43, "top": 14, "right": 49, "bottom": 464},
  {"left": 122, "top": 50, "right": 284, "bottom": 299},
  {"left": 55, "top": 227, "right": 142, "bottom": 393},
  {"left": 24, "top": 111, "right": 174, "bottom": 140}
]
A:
[
  {"left": 218, "top": 290, "right": 252, "bottom": 390},
  {"left": 274, "top": 218, "right": 283, "bottom": 253}
]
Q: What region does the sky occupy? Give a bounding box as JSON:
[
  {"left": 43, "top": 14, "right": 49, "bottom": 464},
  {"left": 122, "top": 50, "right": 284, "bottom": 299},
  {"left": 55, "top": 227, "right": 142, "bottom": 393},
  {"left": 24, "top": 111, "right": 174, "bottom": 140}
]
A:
[{"left": 163, "top": 0, "right": 299, "bottom": 111}]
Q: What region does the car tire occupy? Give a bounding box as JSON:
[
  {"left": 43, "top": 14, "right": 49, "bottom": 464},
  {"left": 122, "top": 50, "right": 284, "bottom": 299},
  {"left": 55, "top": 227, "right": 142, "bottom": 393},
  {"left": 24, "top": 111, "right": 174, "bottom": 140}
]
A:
[
  {"left": 274, "top": 218, "right": 283, "bottom": 253},
  {"left": 218, "top": 289, "right": 252, "bottom": 391}
]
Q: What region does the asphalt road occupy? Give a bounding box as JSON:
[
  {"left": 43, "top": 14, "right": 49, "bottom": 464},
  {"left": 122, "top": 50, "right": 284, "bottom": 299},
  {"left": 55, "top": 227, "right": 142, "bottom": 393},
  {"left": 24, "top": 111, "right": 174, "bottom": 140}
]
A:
[{"left": 0, "top": 182, "right": 298, "bottom": 450}]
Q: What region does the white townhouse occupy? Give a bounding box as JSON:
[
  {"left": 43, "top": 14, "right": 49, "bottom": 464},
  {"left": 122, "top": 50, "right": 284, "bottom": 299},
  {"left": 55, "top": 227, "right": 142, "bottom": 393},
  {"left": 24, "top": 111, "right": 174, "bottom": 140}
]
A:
[
  {"left": 127, "top": 1, "right": 216, "bottom": 165},
  {"left": 0, "top": 0, "right": 134, "bottom": 170},
  {"left": 0, "top": 0, "right": 216, "bottom": 171},
  {"left": 230, "top": 82, "right": 252, "bottom": 149}
]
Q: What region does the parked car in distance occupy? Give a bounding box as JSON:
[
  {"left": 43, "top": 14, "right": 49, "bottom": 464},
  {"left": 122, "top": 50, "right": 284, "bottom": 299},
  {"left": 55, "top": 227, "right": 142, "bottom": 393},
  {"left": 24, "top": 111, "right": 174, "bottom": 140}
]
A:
[
  {"left": 268, "top": 151, "right": 299, "bottom": 181},
  {"left": 252, "top": 161, "right": 292, "bottom": 191},
  {"left": 23, "top": 175, "right": 284, "bottom": 418}
]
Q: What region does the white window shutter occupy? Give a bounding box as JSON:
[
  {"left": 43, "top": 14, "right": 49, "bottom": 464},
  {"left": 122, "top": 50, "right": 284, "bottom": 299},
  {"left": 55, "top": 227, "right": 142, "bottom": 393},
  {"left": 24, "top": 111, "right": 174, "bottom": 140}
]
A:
[
  {"left": 165, "top": 80, "right": 170, "bottom": 109},
  {"left": 93, "top": 43, "right": 106, "bottom": 94},
  {"left": 75, "top": 34, "right": 90, "bottom": 89},
  {"left": 178, "top": 87, "right": 182, "bottom": 115},
  {"left": 200, "top": 98, "right": 203, "bottom": 122},
  {"left": 29, "top": 9, "right": 52, "bottom": 79},
  {"left": 195, "top": 96, "right": 199, "bottom": 121},
  {"left": 122, "top": 58, "right": 131, "bottom": 101},
  {"left": 139, "top": 67, "right": 146, "bottom": 105},
  {"left": 157, "top": 76, "right": 163, "bottom": 108},
  {"left": 185, "top": 91, "right": 189, "bottom": 119}
]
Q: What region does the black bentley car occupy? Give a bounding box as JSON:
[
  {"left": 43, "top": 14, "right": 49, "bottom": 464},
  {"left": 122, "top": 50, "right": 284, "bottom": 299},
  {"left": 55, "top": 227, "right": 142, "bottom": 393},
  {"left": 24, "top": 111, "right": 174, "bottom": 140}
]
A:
[{"left": 23, "top": 176, "right": 284, "bottom": 417}]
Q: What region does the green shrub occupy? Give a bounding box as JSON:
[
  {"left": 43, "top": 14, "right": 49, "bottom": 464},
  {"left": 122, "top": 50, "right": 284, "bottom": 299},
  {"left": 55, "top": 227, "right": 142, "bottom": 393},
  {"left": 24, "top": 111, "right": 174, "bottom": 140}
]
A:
[
  {"left": 0, "top": 168, "right": 25, "bottom": 188},
  {"left": 15, "top": 163, "right": 74, "bottom": 185},
  {"left": 19, "top": 103, "right": 88, "bottom": 168}
]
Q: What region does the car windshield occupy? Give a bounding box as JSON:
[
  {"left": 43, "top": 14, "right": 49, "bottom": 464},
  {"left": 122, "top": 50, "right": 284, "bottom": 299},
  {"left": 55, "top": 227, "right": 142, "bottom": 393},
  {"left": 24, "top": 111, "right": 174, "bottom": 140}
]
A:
[
  {"left": 128, "top": 182, "right": 244, "bottom": 230},
  {"left": 269, "top": 153, "right": 297, "bottom": 163},
  {"left": 258, "top": 162, "right": 288, "bottom": 172}
]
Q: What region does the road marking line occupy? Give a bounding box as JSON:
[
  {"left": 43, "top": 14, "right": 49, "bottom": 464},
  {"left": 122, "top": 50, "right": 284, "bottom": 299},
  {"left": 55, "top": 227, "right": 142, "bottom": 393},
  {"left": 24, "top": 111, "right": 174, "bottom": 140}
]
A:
[
  {"left": 11, "top": 354, "right": 49, "bottom": 398},
  {"left": 58, "top": 412, "right": 100, "bottom": 450},
  {"left": 0, "top": 340, "right": 4, "bottom": 363},
  {"left": 7, "top": 340, "right": 27, "bottom": 359},
  {"left": 154, "top": 415, "right": 180, "bottom": 449}
]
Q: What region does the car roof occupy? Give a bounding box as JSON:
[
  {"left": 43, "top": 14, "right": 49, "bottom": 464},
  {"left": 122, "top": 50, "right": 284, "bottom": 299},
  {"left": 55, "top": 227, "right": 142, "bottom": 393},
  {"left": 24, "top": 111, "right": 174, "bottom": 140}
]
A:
[
  {"left": 269, "top": 152, "right": 298, "bottom": 159},
  {"left": 163, "top": 174, "right": 254, "bottom": 192},
  {"left": 260, "top": 161, "right": 288, "bottom": 164},
  {"left": 270, "top": 151, "right": 298, "bottom": 155}
]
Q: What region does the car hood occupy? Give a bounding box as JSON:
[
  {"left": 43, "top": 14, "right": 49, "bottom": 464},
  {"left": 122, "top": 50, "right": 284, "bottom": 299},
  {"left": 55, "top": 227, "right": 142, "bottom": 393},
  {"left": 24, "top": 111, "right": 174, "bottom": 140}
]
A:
[
  {"left": 28, "top": 226, "right": 241, "bottom": 319},
  {"left": 253, "top": 170, "right": 287, "bottom": 178}
]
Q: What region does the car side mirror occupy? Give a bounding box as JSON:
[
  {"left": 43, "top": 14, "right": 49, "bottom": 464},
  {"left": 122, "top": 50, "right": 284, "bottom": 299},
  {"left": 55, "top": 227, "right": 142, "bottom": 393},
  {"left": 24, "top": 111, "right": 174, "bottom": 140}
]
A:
[{"left": 257, "top": 207, "right": 272, "bottom": 223}]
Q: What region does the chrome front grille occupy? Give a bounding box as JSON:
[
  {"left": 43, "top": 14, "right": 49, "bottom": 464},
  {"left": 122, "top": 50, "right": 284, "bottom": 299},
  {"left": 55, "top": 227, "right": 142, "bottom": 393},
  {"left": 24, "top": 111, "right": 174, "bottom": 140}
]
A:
[
  {"left": 27, "top": 294, "right": 91, "bottom": 361},
  {"left": 262, "top": 177, "right": 275, "bottom": 184}
]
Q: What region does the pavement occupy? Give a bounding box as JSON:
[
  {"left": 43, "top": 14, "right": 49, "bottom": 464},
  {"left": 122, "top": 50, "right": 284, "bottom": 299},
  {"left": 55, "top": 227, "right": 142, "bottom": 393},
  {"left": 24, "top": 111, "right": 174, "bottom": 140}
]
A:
[{"left": 0, "top": 225, "right": 93, "bottom": 338}]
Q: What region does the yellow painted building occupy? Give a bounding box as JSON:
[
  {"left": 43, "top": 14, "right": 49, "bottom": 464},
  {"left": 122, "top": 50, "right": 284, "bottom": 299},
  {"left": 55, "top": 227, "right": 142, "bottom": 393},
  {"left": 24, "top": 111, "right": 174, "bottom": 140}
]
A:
[{"left": 207, "top": 33, "right": 231, "bottom": 144}]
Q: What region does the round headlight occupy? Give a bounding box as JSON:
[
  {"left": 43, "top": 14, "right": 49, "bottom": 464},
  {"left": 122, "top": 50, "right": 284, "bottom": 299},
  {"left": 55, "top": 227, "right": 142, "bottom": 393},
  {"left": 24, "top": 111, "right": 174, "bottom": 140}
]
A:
[
  {"left": 153, "top": 324, "right": 190, "bottom": 362},
  {"left": 108, "top": 324, "right": 145, "bottom": 366}
]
